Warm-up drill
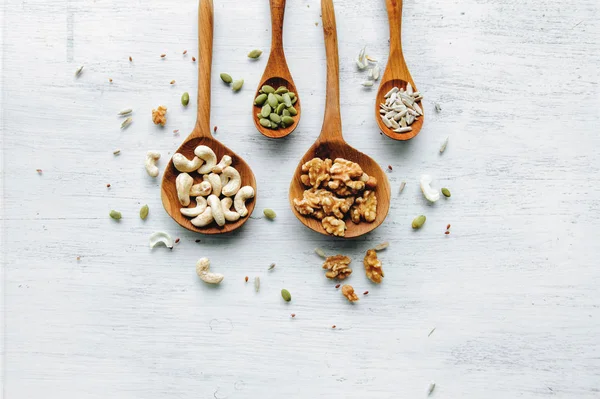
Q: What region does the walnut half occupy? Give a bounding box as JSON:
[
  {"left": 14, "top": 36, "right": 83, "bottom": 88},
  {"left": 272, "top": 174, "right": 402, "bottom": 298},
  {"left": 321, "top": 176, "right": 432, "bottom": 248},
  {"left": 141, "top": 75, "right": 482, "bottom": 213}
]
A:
[
  {"left": 321, "top": 216, "right": 346, "bottom": 237},
  {"left": 322, "top": 255, "right": 352, "bottom": 280},
  {"left": 350, "top": 190, "right": 377, "bottom": 223},
  {"left": 152, "top": 105, "right": 167, "bottom": 126},
  {"left": 342, "top": 284, "right": 359, "bottom": 302},
  {"left": 364, "top": 249, "right": 384, "bottom": 283}
]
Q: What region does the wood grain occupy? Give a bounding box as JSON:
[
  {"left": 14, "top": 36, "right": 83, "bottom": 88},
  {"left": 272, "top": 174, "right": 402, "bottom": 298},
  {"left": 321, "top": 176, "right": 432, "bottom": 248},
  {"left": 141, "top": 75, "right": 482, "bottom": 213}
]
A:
[{"left": 2, "top": 0, "right": 600, "bottom": 397}]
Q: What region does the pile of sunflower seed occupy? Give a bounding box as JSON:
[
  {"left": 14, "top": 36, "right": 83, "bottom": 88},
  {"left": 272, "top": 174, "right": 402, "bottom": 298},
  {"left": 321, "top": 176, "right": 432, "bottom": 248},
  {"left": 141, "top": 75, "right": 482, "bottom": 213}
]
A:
[{"left": 379, "top": 83, "right": 423, "bottom": 133}]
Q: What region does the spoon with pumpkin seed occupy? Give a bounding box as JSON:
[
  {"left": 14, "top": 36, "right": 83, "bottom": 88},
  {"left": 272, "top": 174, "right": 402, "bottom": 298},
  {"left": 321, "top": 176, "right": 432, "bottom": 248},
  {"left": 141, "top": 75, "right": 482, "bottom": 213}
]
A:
[{"left": 252, "top": 0, "right": 301, "bottom": 139}]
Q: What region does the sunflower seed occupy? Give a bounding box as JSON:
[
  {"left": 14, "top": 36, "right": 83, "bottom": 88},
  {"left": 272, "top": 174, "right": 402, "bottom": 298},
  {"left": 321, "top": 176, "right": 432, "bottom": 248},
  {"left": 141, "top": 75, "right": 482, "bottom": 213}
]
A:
[
  {"left": 406, "top": 83, "right": 413, "bottom": 95},
  {"left": 381, "top": 115, "right": 393, "bottom": 128},
  {"left": 371, "top": 64, "right": 380, "bottom": 80},
  {"left": 361, "top": 81, "right": 373, "bottom": 87},
  {"left": 75, "top": 66, "right": 84, "bottom": 76},
  {"left": 120, "top": 117, "right": 132, "bottom": 129},
  {"left": 315, "top": 248, "right": 327, "bottom": 258},
  {"left": 373, "top": 242, "right": 389, "bottom": 251},
  {"left": 413, "top": 102, "right": 423, "bottom": 115},
  {"left": 435, "top": 103, "right": 442, "bottom": 113},
  {"left": 118, "top": 108, "right": 133, "bottom": 116},
  {"left": 399, "top": 181, "right": 406, "bottom": 194},
  {"left": 394, "top": 127, "right": 412, "bottom": 133},
  {"left": 440, "top": 136, "right": 449, "bottom": 153},
  {"left": 384, "top": 87, "right": 398, "bottom": 98}
]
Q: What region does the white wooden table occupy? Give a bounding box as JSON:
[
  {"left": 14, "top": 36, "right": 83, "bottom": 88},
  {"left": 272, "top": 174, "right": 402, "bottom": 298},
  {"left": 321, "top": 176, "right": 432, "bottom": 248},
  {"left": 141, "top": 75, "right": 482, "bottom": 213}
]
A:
[{"left": 2, "top": 0, "right": 599, "bottom": 397}]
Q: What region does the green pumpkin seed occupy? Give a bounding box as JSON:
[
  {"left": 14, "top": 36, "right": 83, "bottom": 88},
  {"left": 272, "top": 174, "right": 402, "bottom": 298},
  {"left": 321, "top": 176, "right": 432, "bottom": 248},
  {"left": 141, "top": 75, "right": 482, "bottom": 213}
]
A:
[
  {"left": 232, "top": 79, "right": 244, "bottom": 91},
  {"left": 282, "top": 93, "right": 292, "bottom": 107},
  {"left": 412, "top": 215, "right": 426, "bottom": 229},
  {"left": 260, "top": 118, "right": 271, "bottom": 128},
  {"left": 288, "top": 106, "right": 297, "bottom": 116},
  {"left": 263, "top": 208, "right": 276, "bottom": 219},
  {"left": 274, "top": 94, "right": 284, "bottom": 103},
  {"left": 441, "top": 188, "right": 451, "bottom": 197},
  {"left": 220, "top": 73, "right": 232, "bottom": 84},
  {"left": 254, "top": 93, "right": 267, "bottom": 105},
  {"left": 261, "top": 104, "right": 272, "bottom": 118},
  {"left": 181, "top": 92, "right": 190, "bottom": 106},
  {"left": 282, "top": 109, "right": 291, "bottom": 117},
  {"left": 281, "top": 289, "right": 292, "bottom": 302},
  {"left": 288, "top": 92, "right": 296, "bottom": 99},
  {"left": 276, "top": 103, "right": 286, "bottom": 115},
  {"left": 261, "top": 85, "right": 275, "bottom": 94},
  {"left": 291, "top": 96, "right": 297, "bottom": 105},
  {"left": 280, "top": 121, "right": 287, "bottom": 128},
  {"left": 281, "top": 116, "right": 294, "bottom": 126},
  {"left": 269, "top": 113, "right": 281, "bottom": 123},
  {"left": 109, "top": 210, "right": 122, "bottom": 220},
  {"left": 267, "top": 93, "right": 278, "bottom": 108},
  {"left": 139, "top": 204, "right": 149, "bottom": 220},
  {"left": 247, "top": 49, "right": 263, "bottom": 59},
  {"left": 275, "top": 86, "right": 288, "bottom": 94}
]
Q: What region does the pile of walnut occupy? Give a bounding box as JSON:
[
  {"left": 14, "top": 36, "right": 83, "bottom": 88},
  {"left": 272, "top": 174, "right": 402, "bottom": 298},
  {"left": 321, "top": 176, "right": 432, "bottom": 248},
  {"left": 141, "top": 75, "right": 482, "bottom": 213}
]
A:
[
  {"left": 321, "top": 250, "right": 384, "bottom": 302},
  {"left": 173, "top": 145, "right": 254, "bottom": 227},
  {"left": 293, "top": 157, "right": 377, "bottom": 237}
]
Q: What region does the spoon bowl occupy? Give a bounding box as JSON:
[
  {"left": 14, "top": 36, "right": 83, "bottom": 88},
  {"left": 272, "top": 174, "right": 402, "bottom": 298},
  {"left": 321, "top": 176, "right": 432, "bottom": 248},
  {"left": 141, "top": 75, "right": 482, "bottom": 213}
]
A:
[
  {"left": 253, "top": 0, "right": 301, "bottom": 139},
  {"left": 375, "top": 78, "right": 423, "bottom": 140},
  {"left": 289, "top": 0, "right": 390, "bottom": 238},
  {"left": 160, "top": 0, "right": 256, "bottom": 234}
]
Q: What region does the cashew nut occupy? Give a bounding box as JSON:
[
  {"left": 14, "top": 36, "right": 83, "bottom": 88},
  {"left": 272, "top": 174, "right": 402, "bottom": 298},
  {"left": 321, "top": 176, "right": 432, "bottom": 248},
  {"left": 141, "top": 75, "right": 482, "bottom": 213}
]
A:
[
  {"left": 211, "top": 155, "right": 232, "bottom": 174},
  {"left": 145, "top": 151, "right": 161, "bottom": 177},
  {"left": 204, "top": 173, "right": 222, "bottom": 197},
  {"left": 207, "top": 195, "right": 226, "bottom": 227},
  {"left": 149, "top": 231, "right": 173, "bottom": 249},
  {"left": 194, "top": 145, "right": 217, "bottom": 174},
  {"left": 180, "top": 197, "right": 208, "bottom": 217},
  {"left": 176, "top": 173, "right": 194, "bottom": 206},
  {"left": 196, "top": 257, "right": 224, "bottom": 284},
  {"left": 191, "top": 206, "right": 214, "bottom": 227},
  {"left": 234, "top": 186, "right": 254, "bottom": 217},
  {"left": 420, "top": 174, "right": 440, "bottom": 203},
  {"left": 190, "top": 181, "right": 212, "bottom": 197},
  {"left": 172, "top": 153, "right": 203, "bottom": 173},
  {"left": 220, "top": 166, "right": 242, "bottom": 197},
  {"left": 221, "top": 197, "right": 241, "bottom": 222}
]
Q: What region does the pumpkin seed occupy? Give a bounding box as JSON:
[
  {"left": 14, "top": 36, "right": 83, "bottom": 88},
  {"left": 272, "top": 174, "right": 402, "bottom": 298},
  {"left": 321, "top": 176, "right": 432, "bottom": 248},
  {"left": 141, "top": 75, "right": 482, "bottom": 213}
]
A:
[
  {"left": 274, "top": 94, "right": 284, "bottom": 103},
  {"left": 276, "top": 103, "right": 286, "bottom": 115},
  {"left": 282, "top": 109, "right": 291, "bottom": 117},
  {"left": 412, "top": 215, "right": 426, "bottom": 229},
  {"left": 181, "top": 92, "right": 189, "bottom": 106},
  {"left": 109, "top": 210, "right": 122, "bottom": 220},
  {"left": 261, "top": 104, "right": 272, "bottom": 118},
  {"left": 220, "top": 73, "right": 232, "bottom": 84},
  {"left": 261, "top": 85, "right": 275, "bottom": 94},
  {"left": 254, "top": 93, "right": 267, "bottom": 105},
  {"left": 288, "top": 106, "right": 297, "bottom": 116},
  {"left": 441, "top": 188, "right": 451, "bottom": 197},
  {"left": 267, "top": 93, "right": 278, "bottom": 108},
  {"left": 275, "top": 86, "right": 288, "bottom": 94},
  {"left": 269, "top": 113, "right": 281, "bottom": 124},
  {"left": 139, "top": 204, "right": 149, "bottom": 220},
  {"left": 263, "top": 208, "right": 276, "bottom": 219},
  {"left": 282, "top": 93, "right": 292, "bottom": 107},
  {"left": 259, "top": 118, "right": 271, "bottom": 128},
  {"left": 281, "top": 289, "right": 292, "bottom": 302},
  {"left": 232, "top": 79, "right": 244, "bottom": 91},
  {"left": 247, "top": 49, "right": 263, "bottom": 59},
  {"left": 291, "top": 96, "right": 297, "bottom": 105},
  {"left": 288, "top": 92, "right": 296, "bottom": 100},
  {"left": 281, "top": 116, "right": 294, "bottom": 126}
]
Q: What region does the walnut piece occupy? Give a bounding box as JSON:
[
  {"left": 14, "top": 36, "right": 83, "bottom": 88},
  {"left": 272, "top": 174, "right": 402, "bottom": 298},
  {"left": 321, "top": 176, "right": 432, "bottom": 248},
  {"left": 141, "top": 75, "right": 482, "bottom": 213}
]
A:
[
  {"left": 330, "top": 180, "right": 365, "bottom": 197},
  {"left": 350, "top": 190, "right": 377, "bottom": 223},
  {"left": 321, "top": 216, "right": 346, "bottom": 237},
  {"left": 293, "top": 188, "right": 332, "bottom": 216},
  {"left": 321, "top": 195, "right": 354, "bottom": 219},
  {"left": 341, "top": 284, "right": 359, "bottom": 302},
  {"left": 301, "top": 158, "right": 332, "bottom": 188},
  {"left": 152, "top": 105, "right": 168, "bottom": 126},
  {"left": 364, "top": 249, "right": 384, "bottom": 283},
  {"left": 322, "top": 255, "right": 352, "bottom": 280},
  {"left": 330, "top": 158, "right": 363, "bottom": 182}
]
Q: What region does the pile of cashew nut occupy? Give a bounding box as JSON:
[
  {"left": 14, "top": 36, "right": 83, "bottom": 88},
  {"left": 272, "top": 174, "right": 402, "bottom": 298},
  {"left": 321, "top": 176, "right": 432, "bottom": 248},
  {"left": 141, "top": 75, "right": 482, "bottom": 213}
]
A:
[{"left": 173, "top": 145, "right": 254, "bottom": 227}]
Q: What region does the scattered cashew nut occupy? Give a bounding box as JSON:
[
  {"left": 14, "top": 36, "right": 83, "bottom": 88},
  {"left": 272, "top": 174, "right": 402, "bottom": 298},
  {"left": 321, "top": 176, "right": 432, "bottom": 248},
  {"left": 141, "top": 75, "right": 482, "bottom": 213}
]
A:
[
  {"left": 180, "top": 197, "right": 208, "bottom": 217},
  {"left": 234, "top": 186, "right": 254, "bottom": 217},
  {"left": 221, "top": 197, "right": 241, "bottom": 222},
  {"left": 220, "top": 166, "right": 242, "bottom": 197},
  {"left": 149, "top": 231, "right": 173, "bottom": 249},
  {"left": 204, "top": 173, "right": 222, "bottom": 197},
  {"left": 176, "top": 173, "right": 194, "bottom": 206},
  {"left": 211, "top": 155, "right": 232, "bottom": 174},
  {"left": 190, "top": 181, "right": 212, "bottom": 197},
  {"left": 207, "top": 195, "right": 226, "bottom": 227},
  {"left": 196, "top": 257, "right": 224, "bottom": 284},
  {"left": 420, "top": 174, "right": 440, "bottom": 203},
  {"left": 145, "top": 151, "right": 161, "bottom": 177},
  {"left": 191, "top": 206, "right": 214, "bottom": 227},
  {"left": 194, "top": 145, "right": 217, "bottom": 174},
  {"left": 172, "top": 153, "right": 203, "bottom": 173}
]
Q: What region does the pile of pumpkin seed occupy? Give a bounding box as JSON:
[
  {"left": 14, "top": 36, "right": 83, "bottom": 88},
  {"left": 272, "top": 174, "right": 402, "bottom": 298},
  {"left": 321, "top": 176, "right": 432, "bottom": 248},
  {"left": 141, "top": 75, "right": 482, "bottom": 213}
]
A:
[{"left": 254, "top": 85, "right": 298, "bottom": 129}]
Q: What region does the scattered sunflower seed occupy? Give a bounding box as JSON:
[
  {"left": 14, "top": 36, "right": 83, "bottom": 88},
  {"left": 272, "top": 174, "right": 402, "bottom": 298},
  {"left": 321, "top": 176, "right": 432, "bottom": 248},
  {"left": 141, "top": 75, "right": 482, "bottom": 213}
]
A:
[
  {"left": 428, "top": 327, "right": 436, "bottom": 337},
  {"left": 109, "top": 210, "right": 122, "bottom": 220},
  {"left": 435, "top": 103, "right": 442, "bottom": 112},
  {"left": 113, "top": 149, "right": 121, "bottom": 155},
  {"left": 281, "top": 289, "right": 291, "bottom": 302},
  {"left": 220, "top": 73, "right": 232, "bottom": 84},
  {"left": 428, "top": 382, "right": 436, "bottom": 395},
  {"left": 247, "top": 49, "right": 263, "bottom": 59},
  {"left": 268, "top": 263, "right": 276, "bottom": 271},
  {"left": 315, "top": 247, "right": 327, "bottom": 258},
  {"left": 254, "top": 276, "right": 260, "bottom": 292},
  {"left": 263, "top": 208, "right": 276, "bottom": 220},
  {"left": 232, "top": 79, "right": 244, "bottom": 91},
  {"left": 399, "top": 181, "right": 406, "bottom": 194},
  {"left": 362, "top": 81, "right": 374, "bottom": 87},
  {"left": 75, "top": 66, "right": 84, "bottom": 76},
  {"left": 120, "top": 117, "right": 133, "bottom": 129},
  {"left": 118, "top": 108, "right": 132, "bottom": 116},
  {"left": 441, "top": 187, "right": 451, "bottom": 197},
  {"left": 373, "top": 242, "right": 389, "bottom": 251},
  {"left": 439, "top": 136, "right": 449, "bottom": 153}
]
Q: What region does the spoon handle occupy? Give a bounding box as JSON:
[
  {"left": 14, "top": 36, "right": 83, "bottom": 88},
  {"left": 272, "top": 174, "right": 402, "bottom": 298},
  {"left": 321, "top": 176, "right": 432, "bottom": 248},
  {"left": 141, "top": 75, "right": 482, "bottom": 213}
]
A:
[
  {"left": 385, "top": 0, "right": 406, "bottom": 64},
  {"left": 195, "top": 0, "right": 214, "bottom": 136},
  {"left": 269, "top": 0, "right": 286, "bottom": 57},
  {"left": 318, "top": 0, "right": 343, "bottom": 142}
]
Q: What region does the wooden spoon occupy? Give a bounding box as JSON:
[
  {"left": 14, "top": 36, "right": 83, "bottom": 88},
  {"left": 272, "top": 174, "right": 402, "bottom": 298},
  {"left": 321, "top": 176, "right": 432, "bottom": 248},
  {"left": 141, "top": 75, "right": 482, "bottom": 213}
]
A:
[
  {"left": 375, "top": 0, "right": 424, "bottom": 141},
  {"left": 288, "top": 0, "right": 390, "bottom": 238},
  {"left": 160, "top": 0, "right": 256, "bottom": 234},
  {"left": 252, "top": 0, "right": 301, "bottom": 139}
]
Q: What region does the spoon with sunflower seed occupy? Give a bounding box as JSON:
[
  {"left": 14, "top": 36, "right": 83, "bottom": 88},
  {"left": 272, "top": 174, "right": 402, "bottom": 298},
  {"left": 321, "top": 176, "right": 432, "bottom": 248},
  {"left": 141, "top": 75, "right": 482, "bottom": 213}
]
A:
[
  {"left": 161, "top": 0, "right": 257, "bottom": 234},
  {"left": 375, "top": 0, "right": 424, "bottom": 141},
  {"left": 252, "top": 0, "right": 301, "bottom": 139}
]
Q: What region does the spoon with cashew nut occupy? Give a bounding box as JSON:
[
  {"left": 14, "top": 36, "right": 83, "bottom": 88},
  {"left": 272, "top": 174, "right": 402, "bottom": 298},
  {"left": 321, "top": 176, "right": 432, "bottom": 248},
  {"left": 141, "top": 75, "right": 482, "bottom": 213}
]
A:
[
  {"left": 375, "top": 0, "right": 424, "bottom": 141},
  {"left": 252, "top": 0, "right": 301, "bottom": 139},
  {"left": 288, "top": 0, "right": 390, "bottom": 238},
  {"left": 160, "top": 0, "right": 256, "bottom": 234}
]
